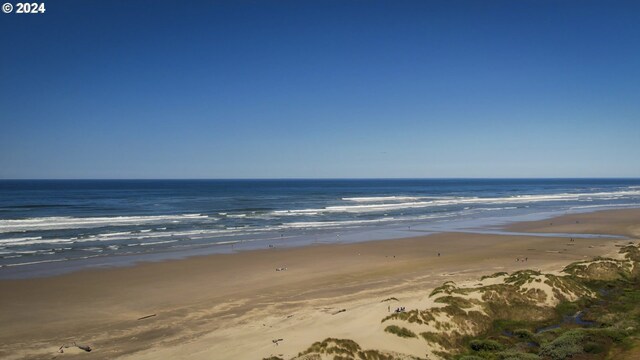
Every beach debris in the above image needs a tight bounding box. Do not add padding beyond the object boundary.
[275,267,287,271]
[137,314,157,320]
[272,338,283,346]
[58,342,92,353]
[76,343,92,352]
[286,314,294,319]
[332,309,346,315]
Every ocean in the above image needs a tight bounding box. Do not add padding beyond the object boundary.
[1,179,639,278]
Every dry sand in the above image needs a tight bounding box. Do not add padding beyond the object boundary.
[1,209,638,359]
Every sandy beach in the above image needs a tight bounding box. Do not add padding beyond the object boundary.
[1,208,639,360]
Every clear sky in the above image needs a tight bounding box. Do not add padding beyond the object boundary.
[1,0,639,179]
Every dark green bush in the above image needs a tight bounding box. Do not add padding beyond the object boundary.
[499,352,541,360]
[538,329,585,359]
[583,341,605,353]
[469,339,504,351]
[513,329,534,340]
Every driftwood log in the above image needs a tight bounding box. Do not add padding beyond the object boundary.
[58,342,92,353]
[137,314,157,320]
[76,344,92,352]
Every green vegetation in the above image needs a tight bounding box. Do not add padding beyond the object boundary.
[297,337,425,360]
[480,272,508,281]
[384,325,418,338]
[289,244,640,360]
[302,338,361,356]
[356,350,397,360]
[512,329,534,341]
[381,297,399,302]
[430,281,463,297]
[449,245,640,360]
[382,309,435,324]
[469,339,504,351]
[538,329,585,359]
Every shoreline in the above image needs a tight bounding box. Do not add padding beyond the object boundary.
[1,208,639,359]
[2,205,638,280]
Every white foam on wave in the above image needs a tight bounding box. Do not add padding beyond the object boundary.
[279,217,400,229]
[100,231,133,238]
[276,212,456,230]
[0,214,211,233]
[134,233,175,240]
[3,258,68,267]
[213,240,241,245]
[342,196,429,202]
[569,203,640,210]
[0,236,42,244]
[271,190,640,215]
[471,206,519,212]
[0,226,272,248]
[0,237,73,247]
[1,231,168,247]
[139,240,178,246]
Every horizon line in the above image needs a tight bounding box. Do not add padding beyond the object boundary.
[1,177,640,181]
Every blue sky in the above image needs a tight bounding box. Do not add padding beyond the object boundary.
[1,0,639,179]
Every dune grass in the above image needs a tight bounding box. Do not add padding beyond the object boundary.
[384,325,418,338]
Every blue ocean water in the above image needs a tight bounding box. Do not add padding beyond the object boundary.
[1,179,639,277]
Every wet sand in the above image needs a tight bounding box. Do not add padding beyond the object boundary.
[0,209,638,359]
[506,208,640,238]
